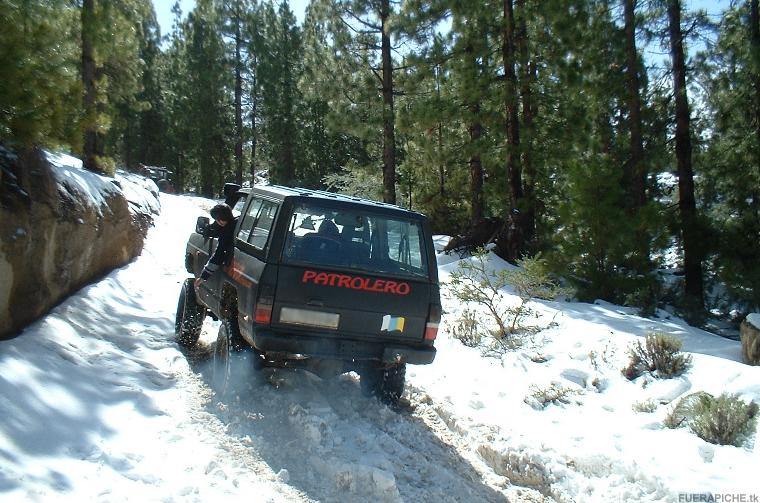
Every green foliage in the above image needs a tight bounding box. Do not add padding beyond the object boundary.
[622,332,693,380]
[688,393,758,446]
[323,162,383,201]
[0,1,80,148]
[698,1,760,313]
[448,248,562,341]
[665,392,758,447]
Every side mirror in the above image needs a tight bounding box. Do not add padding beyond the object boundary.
[196,216,210,235]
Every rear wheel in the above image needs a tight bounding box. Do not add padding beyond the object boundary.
[175,278,206,347]
[211,320,235,398]
[360,362,406,405]
[211,317,263,398]
[381,362,406,404]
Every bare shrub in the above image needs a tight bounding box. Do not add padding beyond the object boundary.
[622,332,692,380]
[449,309,484,347]
[526,383,582,409]
[632,399,658,413]
[448,249,563,346]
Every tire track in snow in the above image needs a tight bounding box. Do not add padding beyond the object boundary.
[183,336,548,503]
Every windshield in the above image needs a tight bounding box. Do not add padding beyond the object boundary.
[282,202,428,279]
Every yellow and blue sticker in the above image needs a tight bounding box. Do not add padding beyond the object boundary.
[381,315,405,333]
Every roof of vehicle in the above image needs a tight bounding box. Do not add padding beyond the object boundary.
[242,184,426,217]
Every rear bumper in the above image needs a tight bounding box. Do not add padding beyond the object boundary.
[252,330,436,365]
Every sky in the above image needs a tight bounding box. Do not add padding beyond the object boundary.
[153,0,729,37]
[153,0,310,36]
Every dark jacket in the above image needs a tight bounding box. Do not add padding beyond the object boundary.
[200,217,238,280]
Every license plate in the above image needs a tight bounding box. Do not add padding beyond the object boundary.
[279,307,340,329]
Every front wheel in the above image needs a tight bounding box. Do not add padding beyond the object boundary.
[175,278,206,347]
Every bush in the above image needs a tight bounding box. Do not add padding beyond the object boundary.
[448,249,562,341]
[665,392,758,446]
[525,383,582,409]
[449,309,484,347]
[689,393,758,446]
[622,332,692,380]
[632,399,658,413]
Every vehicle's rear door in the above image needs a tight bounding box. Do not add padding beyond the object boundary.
[270,200,432,343]
[231,194,280,341]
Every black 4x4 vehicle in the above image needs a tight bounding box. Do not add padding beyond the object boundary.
[176,184,441,403]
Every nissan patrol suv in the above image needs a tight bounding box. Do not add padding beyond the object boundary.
[175,184,440,403]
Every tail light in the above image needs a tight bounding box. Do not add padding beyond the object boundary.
[424,304,441,341]
[254,284,274,325]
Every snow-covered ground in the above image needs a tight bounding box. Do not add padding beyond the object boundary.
[1,190,759,502]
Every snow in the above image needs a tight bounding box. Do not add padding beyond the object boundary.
[747,313,760,330]
[45,151,160,219]
[1,193,759,502]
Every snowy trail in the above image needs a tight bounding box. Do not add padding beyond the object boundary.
[0,194,530,502]
[0,195,313,502]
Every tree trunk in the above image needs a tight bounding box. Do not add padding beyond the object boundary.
[436,63,445,198]
[624,0,645,210]
[667,0,704,311]
[500,0,526,261]
[623,0,650,267]
[463,41,484,225]
[751,0,760,187]
[234,4,244,186]
[250,57,258,182]
[81,0,101,173]
[380,0,396,204]
[469,113,484,226]
[516,0,535,246]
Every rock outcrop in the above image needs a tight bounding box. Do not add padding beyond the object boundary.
[740,314,760,366]
[0,147,159,338]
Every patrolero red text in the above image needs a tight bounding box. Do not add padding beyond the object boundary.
[302,270,411,296]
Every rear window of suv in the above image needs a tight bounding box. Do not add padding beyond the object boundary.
[282,202,429,279]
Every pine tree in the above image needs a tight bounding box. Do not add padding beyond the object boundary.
[258,1,302,185]
[186,0,233,196]
[700,0,760,312]
[221,0,251,186]
[667,0,705,317]
[0,1,79,149]
[308,0,407,203]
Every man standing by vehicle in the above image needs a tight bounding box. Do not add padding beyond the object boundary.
[195,203,237,289]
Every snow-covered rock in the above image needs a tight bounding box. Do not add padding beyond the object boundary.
[740,314,760,365]
[0,147,159,337]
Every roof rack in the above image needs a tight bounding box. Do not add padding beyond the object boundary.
[259,184,420,214]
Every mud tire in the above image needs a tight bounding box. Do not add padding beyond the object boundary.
[175,278,206,347]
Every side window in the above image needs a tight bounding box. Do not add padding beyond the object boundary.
[231,195,247,217]
[249,201,278,250]
[387,220,425,270]
[237,198,263,243]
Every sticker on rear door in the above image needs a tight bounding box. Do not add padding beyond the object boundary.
[381,315,405,332]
